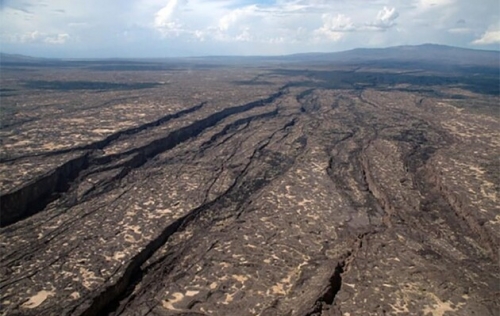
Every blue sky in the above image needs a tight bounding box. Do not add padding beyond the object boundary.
[1,0,499,58]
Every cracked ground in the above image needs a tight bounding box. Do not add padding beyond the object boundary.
[0,57,499,316]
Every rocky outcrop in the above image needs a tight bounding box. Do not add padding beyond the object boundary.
[0,153,88,226]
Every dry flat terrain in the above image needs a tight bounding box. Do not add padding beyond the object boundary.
[0,45,499,315]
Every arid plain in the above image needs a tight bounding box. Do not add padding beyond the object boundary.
[0,45,499,315]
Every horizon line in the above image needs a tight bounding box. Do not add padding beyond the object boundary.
[1,43,499,61]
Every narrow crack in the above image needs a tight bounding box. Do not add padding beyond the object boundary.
[1,88,285,227]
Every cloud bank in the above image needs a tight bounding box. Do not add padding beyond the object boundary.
[0,0,498,57]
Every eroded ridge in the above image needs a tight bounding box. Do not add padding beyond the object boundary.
[0,61,498,316]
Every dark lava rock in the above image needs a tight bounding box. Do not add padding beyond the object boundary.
[1,60,498,316]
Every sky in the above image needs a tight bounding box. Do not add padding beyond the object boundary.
[0,0,499,58]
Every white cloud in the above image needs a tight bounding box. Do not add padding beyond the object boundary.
[323,13,355,32]
[154,0,177,27]
[21,30,41,43]
[0,30,70,44]
[417,0,455,11]
[473,28,500,45]
[366,7,399,30]
[44,33,69,44]
[315,14,355,41]
[0,0,499,57]
[315,7,400,41]
[235,27,252,42]
[154,0,183,36]
[378,7,399,23]
[218,5,258,31]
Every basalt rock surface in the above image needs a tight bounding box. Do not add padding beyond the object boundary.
[0,57,499,316]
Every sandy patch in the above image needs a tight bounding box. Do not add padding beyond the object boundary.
[42,142,68,150]
[80,267,102,289]
[185,290,199,297]
[232,275,248,283]
[21,290,54,309]
[423,296,463,316]
[162,292,184,310]
[92,128,115,134]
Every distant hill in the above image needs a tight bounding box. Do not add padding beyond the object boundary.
[0,52,54,63]
[284,44,500,67]
[1,44,499,69]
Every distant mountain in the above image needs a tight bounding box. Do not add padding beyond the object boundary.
[0,52,54,63]
[1,44,499,68]
[284,44,500,67]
